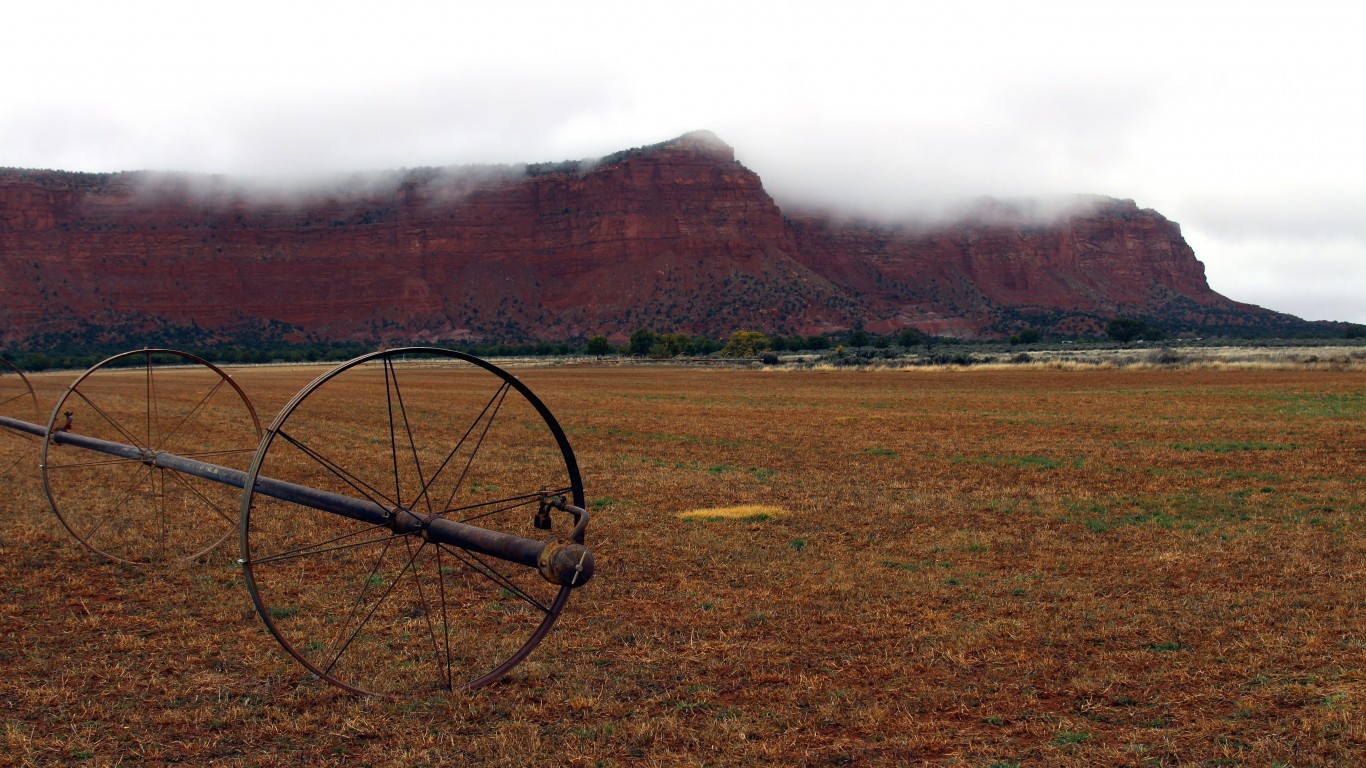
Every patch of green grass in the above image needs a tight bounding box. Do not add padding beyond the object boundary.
[1216,470,1284,482]
[1066,485,1319,533]
[1062,498,1180,533]
[953,454,1081,470]
[619,456,775,482]
[880,559,953,573]
[1320,693,1347,709]
[1171,440,1292,453]
[863,447,896,456]
[1053,730,1091,746]
[1268,391,1364,419]
[568,425,749,447]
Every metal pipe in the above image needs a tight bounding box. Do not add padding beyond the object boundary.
[1,414,593,585]
[0,415,47,439]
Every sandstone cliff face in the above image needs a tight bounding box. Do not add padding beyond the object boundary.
[0,132,1288,347]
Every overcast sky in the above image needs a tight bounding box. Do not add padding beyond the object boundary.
[4,1,1362,323]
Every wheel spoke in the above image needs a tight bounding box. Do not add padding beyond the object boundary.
[324,535,423,677]
[384,356,434,515]
[0,429,37,447]
[173,447,257,462]
[0,390,33,409]
[446,486,574,526]
[276,428,397,510]
[384,357,405,507]
[320,534,402,671]
[250,520,394,566]
[437,542,551,614]
[46,449,253,472]
[435,544,453,690]
[153,378,229,453]
[46,454,163,471]
[70,388,148,451]
[402,536,451,689]
[416,381,510,518]
[2,454,28,476]
[145,351,160,448]
[156,469,168,560]
[162,466,238,528]
[78,463,155,547]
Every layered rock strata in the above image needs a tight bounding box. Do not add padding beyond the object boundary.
[0,131,1290,346]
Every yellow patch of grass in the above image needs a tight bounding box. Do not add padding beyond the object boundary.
[677,505,786,521]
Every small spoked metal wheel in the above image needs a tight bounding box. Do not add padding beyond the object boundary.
[40,349,262,564]
[0,357,39,479]
[239,348,585,697]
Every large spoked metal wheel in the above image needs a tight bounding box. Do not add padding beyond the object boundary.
[41,350,262,564]
[239,348,585,697]
[0,357,39,479]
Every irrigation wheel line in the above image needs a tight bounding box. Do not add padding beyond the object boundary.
[40,349,262,565]
[0,357,40,479]
[239,347,587,697]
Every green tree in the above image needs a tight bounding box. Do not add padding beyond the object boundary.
[1106,318,1147,342]
[691,334,722,354]
[1009,327,1042,345]
[1139,325,1166,342]
[847,329,870,347]
[648,333,694,358]
[720,330,772,358]
[585,335,611,355]
[627,329,655,356]
[896,328,925,347]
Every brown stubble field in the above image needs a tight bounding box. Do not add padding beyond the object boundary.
[1,363,1363,767]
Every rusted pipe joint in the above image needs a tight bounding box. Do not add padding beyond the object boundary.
[538,539,595,587]
[389,507,424,535]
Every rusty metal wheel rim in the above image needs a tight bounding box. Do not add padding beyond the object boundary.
[40,349,262,564]
[0,357,40,479]
[239,348,584,697]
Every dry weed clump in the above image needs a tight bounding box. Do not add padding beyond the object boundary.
[1,364,1362,766]
[677,505,787,521]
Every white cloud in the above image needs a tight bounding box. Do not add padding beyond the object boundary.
[3,0,1364,323]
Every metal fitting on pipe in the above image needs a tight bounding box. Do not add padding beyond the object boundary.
[538,539,595,587]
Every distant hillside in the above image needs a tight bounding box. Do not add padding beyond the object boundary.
[0,131,1318,349]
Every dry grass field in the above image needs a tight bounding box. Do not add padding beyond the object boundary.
[1,361,1363,766]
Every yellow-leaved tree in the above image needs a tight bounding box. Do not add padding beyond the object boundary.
[719,330,772,358]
